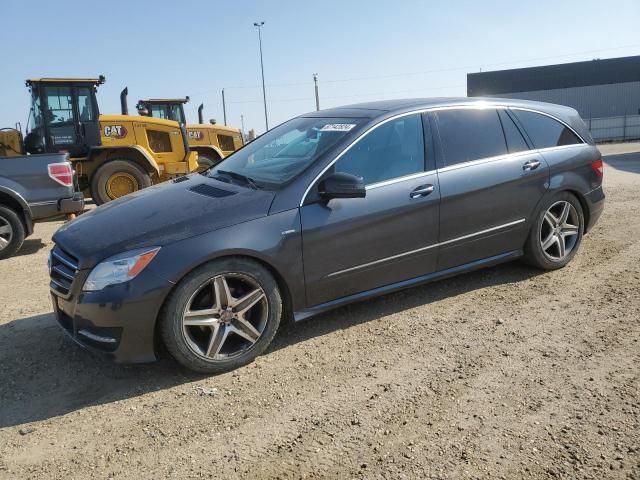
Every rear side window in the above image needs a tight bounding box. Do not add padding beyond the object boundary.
[512,110,582,149]
[435,109,507,166]
[498,110,529,154]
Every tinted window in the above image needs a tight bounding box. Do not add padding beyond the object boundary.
[498,110,529,153]
[435,109,507,166]
[218,134,235,151]
[512,110,582,149]
[335,114,424,185]
[78,88,95,122]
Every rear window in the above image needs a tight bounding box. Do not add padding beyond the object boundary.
[217,134,235,151]
[435,109,507,166]
[512,110,582,149]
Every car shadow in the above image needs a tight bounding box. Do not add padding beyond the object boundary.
[603,151,640,174]
[13,239,48,258]
[0,261,541,428]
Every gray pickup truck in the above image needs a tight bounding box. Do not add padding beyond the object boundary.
[0,153,84,259]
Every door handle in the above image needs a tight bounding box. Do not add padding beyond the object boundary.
[523,160,541,171]
[410,184,434,198]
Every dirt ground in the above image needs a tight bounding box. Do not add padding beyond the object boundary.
[0,145,639,480]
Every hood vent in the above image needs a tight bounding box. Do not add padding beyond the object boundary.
[173,175,189,184]
[188,183,236,198]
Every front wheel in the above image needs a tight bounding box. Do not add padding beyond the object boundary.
[160,257,282,373]
[90,159,152,205]
[523,192,584,270]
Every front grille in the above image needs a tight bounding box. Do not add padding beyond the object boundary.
[50,246,79,298]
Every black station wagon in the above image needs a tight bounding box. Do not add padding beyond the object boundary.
[49,98,605,372]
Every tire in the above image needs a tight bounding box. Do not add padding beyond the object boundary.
[0,205,25,260]
[160,257,282,374]
[90,159,152,205]
[523,191,584,270]
[196,153,221,172]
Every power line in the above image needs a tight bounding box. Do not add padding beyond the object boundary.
[195,43,640,95]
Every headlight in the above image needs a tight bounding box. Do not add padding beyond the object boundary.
[83,247,160,291]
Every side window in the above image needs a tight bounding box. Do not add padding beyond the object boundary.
[77,88,95,122]
[150,105,168,120]
[435,109,507,166]
[511,110,582,149]
[44,86,74,125]
[218,134,236,151]
[498,110,529,153]
[335,114,424,185]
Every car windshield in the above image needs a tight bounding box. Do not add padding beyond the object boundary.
[207,117,363,188]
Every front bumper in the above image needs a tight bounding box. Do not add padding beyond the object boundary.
[51,264,174,364]
[584,185,605,233]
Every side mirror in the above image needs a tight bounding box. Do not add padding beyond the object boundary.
[318,172,366,200]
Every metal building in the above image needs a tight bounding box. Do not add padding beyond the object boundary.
[467,56,640,142]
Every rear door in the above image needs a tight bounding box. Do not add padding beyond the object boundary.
[432,107,548,270]
[300,113,441,307]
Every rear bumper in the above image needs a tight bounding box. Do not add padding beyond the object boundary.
[30,192,84,221]
[584,185,605,233]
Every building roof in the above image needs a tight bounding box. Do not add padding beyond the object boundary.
[467,55,640,96]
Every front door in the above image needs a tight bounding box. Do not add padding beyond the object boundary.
[301,113,441,307]
[42,84,99,157]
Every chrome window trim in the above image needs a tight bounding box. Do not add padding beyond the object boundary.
[366,169,437,190]
[299,103,586,207]
[326,218,526,278]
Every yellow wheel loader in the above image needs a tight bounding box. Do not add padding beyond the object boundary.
[3,76,199,205]
[134,97,243,170]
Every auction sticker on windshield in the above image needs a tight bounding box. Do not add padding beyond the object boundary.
[320,123,357,132]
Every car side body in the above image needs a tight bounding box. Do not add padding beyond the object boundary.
[49,97,604,364]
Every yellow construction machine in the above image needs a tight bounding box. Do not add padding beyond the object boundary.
[1,76,199,204]
[134,97,243,168]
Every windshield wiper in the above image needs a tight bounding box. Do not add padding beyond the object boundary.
[214,170,261,190]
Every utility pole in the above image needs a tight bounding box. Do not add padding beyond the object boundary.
[222,88,227,125]
[253,21,269,131]
[240,114,245,134]
[313,73,320,111]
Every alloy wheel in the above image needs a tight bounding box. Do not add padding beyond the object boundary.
[540,200,580,261]
[181,273,268,360]
[0,217,13,252]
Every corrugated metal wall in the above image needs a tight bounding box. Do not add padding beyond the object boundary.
[489,81,640,119]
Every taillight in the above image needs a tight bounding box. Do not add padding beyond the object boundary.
[591,158,604,178]
[48,162,74,187]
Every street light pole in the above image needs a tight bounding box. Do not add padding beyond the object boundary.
[313,73,320,111]
[253,21,269,131]
[222,88,227,126]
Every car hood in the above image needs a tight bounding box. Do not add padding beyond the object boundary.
[53,175,275,268]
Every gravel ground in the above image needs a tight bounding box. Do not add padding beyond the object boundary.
[0,146,639,479]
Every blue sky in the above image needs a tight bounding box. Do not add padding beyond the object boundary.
[2,0,639,134]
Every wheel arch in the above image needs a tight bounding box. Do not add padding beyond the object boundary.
[0,188,32,235]
[88,146,160,177]
[191,146,224,163]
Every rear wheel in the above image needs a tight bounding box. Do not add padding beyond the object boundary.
[523,192,584,270]
[196,153,221,172]
[160,257,282,374]
[0,205,25,260]
[90,159,152,205]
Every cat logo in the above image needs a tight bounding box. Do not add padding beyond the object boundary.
[188,130,204,140]
[103,125,128,138]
